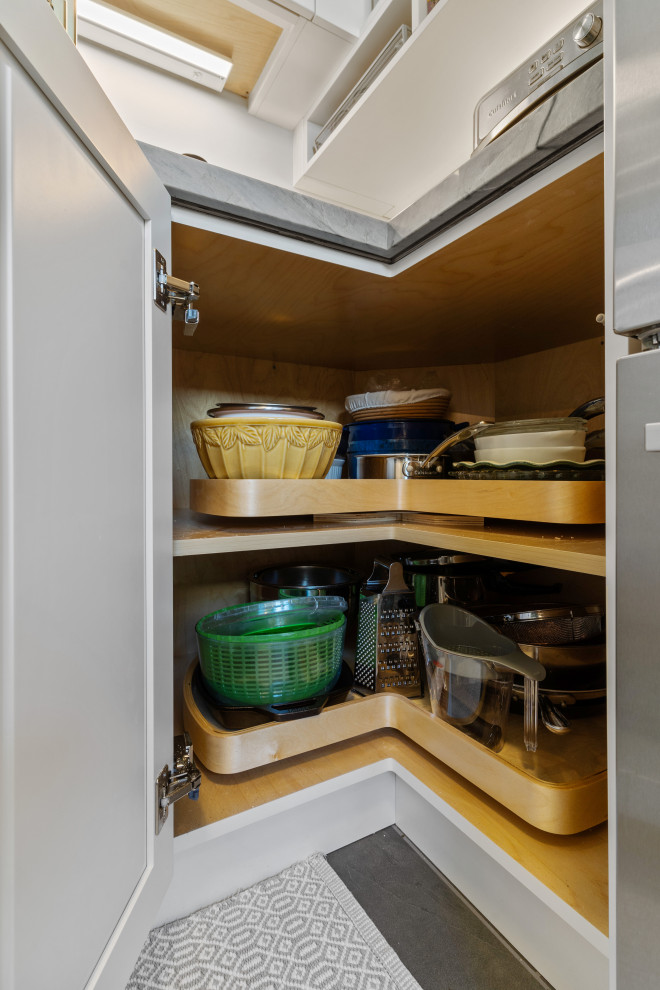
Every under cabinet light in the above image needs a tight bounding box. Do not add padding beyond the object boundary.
[77,0,233,94]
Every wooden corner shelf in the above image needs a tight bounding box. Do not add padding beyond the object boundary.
[183,662,607,837]
[190,478,605,525]
[173,508,605,574]
[174,730,609,937]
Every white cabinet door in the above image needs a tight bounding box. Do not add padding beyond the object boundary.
[0,2,173,988]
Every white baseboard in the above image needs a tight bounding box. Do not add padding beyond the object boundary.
[156,758,609,990]
[155,764,396,926]
[393,771,609,990]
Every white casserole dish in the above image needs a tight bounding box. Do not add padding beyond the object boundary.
[474,445,586,464]
[473,417,588,451]
[475,429,587,450]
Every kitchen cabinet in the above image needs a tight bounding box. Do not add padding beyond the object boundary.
[166,148,608,990]
[0,2,174,988]
[294,0,589,216]
[0,3,613,990]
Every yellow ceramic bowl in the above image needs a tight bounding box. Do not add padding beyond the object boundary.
[190,416,342,480]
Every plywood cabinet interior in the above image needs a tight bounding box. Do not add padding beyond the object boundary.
[171,146,606,724]
[171,148,606,672]
[168,150,608,936]
[172,154,604,368]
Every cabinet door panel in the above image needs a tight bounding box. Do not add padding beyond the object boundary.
[0,2,173,988]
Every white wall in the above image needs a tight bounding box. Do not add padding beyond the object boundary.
[78,41,295,188]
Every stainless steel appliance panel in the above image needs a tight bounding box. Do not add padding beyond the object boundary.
[474,1,603,151]
[613,0,660,340]
[616,349,660,988]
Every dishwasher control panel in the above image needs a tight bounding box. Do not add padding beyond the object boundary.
[473,1,603,152]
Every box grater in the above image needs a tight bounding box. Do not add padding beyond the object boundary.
[354,560,422,697]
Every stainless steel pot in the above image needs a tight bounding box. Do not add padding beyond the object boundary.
[475,602,605,646]
[399,556,563,610]
[400,553,491,608]
[479,603,607,734]
[516,639,606,692]
[349,424,485,478]
[509,639,606,734]
[511,682,606,734]
[349,453,430,479]
[509,637,606,731]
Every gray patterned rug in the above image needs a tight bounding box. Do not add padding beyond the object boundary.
[127,853,423,990]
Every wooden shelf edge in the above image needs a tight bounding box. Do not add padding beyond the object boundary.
[397,522,606,576]
[190,478,605,526]
[174,730,609,936]
[183,664,607,836]
[172,510,401,557]
[173,509,606,575]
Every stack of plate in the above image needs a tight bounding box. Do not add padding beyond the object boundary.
[345,387,451,422]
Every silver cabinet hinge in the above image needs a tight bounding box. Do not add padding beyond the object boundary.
[153,249,200,335]
[156,732,202,834]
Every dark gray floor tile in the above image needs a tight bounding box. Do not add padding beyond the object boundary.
[328,827,552,990]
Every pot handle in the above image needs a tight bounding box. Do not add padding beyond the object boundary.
[363,557,394,585]
[362,557,414,595]
[419,422,490,469]
[568,396,605,420]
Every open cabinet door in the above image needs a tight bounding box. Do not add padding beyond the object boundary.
[0,2,173,988]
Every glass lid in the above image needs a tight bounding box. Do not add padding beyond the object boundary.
[206,402,324,420]
[478,417,587,437]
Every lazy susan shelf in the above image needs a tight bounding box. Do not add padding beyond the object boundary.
[173,508,606,575]
[190,478,605,526]
[183,663,607,836]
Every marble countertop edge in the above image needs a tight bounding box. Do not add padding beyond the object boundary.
[139,62,603,265]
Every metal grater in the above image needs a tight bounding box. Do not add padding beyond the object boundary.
[354,560,422,697]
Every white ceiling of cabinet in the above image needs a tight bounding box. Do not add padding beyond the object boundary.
[171,154,604,369]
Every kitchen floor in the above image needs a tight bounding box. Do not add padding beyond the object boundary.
[327,827,553,990]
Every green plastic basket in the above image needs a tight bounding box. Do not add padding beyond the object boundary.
[195,596,347,706]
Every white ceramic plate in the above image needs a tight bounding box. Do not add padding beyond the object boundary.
[345,387,450,414]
